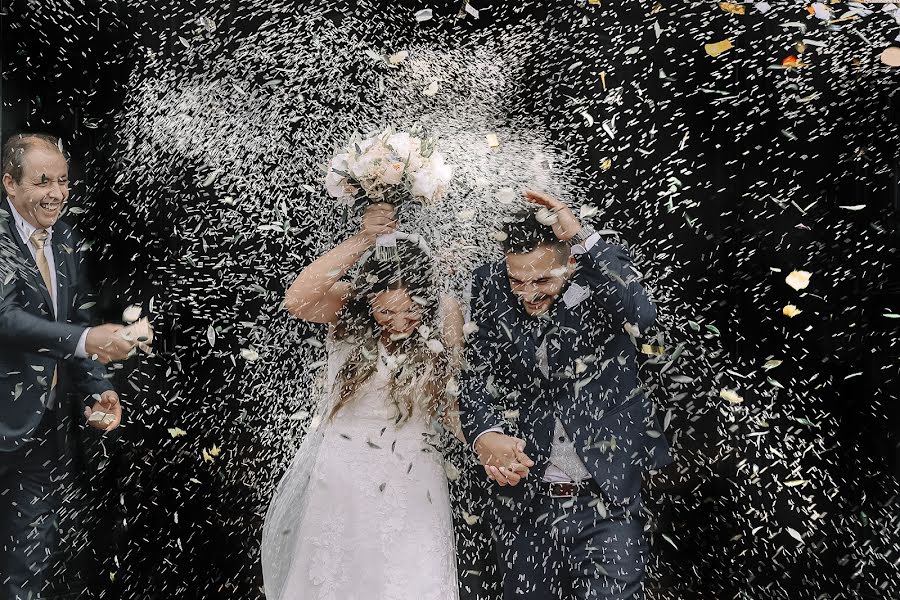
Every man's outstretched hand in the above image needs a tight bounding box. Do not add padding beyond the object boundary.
[84,390,122,432]
[85,324,136,364]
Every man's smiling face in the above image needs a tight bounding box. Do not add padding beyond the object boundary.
[505,244,574,317]
[3,144,69,230]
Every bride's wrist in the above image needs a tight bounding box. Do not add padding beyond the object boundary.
[350,231,376,248]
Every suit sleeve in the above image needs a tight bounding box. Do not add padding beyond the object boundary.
[0,267,87,360]
[458,270,505,446]
[67,236,114,397]
[575,237,656,332]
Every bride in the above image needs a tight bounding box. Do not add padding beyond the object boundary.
[261,201,464,600]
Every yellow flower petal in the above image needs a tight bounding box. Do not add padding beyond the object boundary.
[422,81,439,97]
[388,50,409,65]
[122,305,142,323]
[240,348,260,361]
[705,39,733,57]
[783,304,802,317]
[719,2,745,14]
[784,270,811,291]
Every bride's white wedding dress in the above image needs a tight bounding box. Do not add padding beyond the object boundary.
[262,335,459,600]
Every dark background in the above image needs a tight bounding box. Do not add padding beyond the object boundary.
[3,0,899,598]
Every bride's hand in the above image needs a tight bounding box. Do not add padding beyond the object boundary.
[359,203,398,244]
[474,432,534,487]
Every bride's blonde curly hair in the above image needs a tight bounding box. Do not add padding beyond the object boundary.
[330,239,454,424]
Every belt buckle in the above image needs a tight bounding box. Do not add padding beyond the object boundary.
[549,482,576,498]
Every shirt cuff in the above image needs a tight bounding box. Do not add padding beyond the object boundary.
[75,327,91,359]
[472,426,505,453]
[570,232,602,256]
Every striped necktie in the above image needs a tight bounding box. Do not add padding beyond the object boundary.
[29,229,58,392]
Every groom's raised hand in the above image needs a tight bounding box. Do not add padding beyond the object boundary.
[524,189,582,242]
[474,432,535,487]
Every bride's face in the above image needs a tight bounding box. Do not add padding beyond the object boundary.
[370,288,423,339]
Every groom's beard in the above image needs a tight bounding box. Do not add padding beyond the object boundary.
[521,293,555,316]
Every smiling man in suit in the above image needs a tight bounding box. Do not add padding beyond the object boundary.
[0,133,136,599]
[459,190,672,599]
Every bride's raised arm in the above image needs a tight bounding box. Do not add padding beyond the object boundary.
[284,203,396,324]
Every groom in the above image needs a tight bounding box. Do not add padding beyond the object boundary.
[459,190,671,599]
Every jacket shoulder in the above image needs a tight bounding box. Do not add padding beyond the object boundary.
[473,260,505,285]
[53,219,78,241]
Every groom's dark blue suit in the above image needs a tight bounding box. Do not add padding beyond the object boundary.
[460,236,671,599]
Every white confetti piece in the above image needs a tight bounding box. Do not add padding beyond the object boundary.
[786,527,804,544]
[388,50,409,65]
[720,388,744,404]
[422,80,439,96]
[122,305,142,323]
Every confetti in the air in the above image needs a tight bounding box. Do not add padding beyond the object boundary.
[6,0,898,598]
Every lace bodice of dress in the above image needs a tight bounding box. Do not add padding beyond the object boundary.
[323,336,436,429]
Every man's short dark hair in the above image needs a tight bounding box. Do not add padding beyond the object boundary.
[500,207,569,255]
[2,133,62,184]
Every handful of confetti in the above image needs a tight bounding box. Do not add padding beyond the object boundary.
[118,317,154,354]
[87,410,117,427]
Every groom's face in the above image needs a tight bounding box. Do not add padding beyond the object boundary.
[506,245,574,317]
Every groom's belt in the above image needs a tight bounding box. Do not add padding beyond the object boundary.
[544,480,596,499]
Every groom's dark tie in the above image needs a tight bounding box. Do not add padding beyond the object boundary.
[531,308,560,380]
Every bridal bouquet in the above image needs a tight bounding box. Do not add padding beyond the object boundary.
[324,126,452,209]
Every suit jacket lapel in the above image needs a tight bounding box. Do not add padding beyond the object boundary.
[3,211,55,312]
[50,228,67,322]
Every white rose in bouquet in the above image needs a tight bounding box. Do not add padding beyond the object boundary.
[346,137,384,180]
[410,150,452,202]
[324,152,358,203]
[387,132,424,172]
[378,161,406,186]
